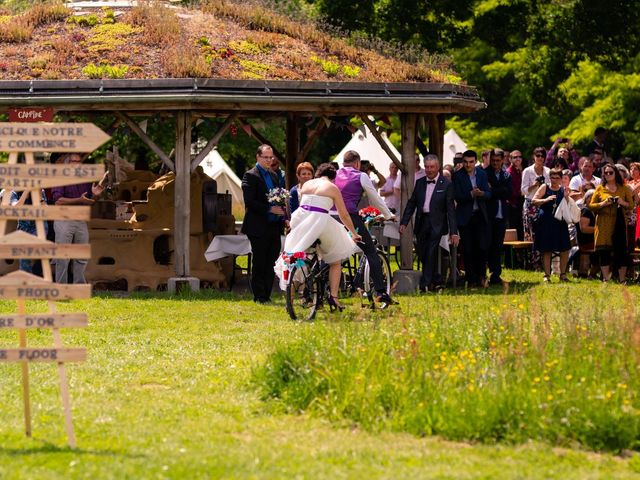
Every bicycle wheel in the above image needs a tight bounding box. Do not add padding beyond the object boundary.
[363,251,392,296]
[285,264,320,321]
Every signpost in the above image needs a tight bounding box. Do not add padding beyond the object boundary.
[0,119,109,448]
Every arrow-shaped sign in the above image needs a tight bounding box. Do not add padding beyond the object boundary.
[0,122,110,152]
[0,163,105,190]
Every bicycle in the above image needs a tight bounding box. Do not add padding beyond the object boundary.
[341,228,392,308]
[284,219,393,321]
[284,243,330,321]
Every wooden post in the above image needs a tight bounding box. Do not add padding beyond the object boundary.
[17,299,31,438]
[428,113,445,163]
[399,114,418,270]
[174,111,192,277]
[285,113,299,189]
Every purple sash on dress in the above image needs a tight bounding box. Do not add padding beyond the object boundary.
[300,205,328,214]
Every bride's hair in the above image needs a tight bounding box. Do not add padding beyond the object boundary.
[315,163,337,180]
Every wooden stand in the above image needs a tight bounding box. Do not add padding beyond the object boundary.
[0,122,109,448]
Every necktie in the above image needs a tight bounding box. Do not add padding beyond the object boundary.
[426,180,436,184]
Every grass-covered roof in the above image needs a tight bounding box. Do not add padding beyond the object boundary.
[0,1,463,84]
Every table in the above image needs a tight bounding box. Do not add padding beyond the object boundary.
[205,234,252,289]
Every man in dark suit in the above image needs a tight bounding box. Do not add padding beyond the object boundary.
[484,148,513,285]
[241,144,285,303]
[399,154,459,292]
[453,150,492,287]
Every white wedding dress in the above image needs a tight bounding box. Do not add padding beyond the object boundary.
[274,194,361,290]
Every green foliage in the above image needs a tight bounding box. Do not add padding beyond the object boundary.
[256,283,640,452]
[229,39,271,55]
[67,13,100,27]
[239,59,271,78]
[341,64,360,78]
[82,62,128,79]
[559,59,640,155]
[306,0,640,157]
[87,22,143,53]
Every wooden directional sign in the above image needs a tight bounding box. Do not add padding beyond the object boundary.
[0,313,87,329]
[0,123,110,153]
[0,164,105,190]
[0,348,86,363]
[0,231,91,259]
[0,271,91,300]
[0,205,90,221]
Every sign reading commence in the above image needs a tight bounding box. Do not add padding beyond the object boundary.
[0,123,110,152]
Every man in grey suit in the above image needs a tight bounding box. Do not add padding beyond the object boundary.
[399,154,459,292]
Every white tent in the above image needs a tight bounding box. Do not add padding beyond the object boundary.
[199,148,244,205]
[443,128,467,166]
[333,125,401,180]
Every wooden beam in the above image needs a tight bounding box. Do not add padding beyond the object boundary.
[174,111,192,277]
[297,118,326,164]
[285,113,299,189]
[190,112,239,172]
[118,113,175,171]
[399,114,418,270]
[359,115,405,174]
[238,119,286,164]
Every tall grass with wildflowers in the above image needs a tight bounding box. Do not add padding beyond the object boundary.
[255,285,640,452]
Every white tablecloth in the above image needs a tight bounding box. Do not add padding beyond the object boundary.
[205,235,251,262]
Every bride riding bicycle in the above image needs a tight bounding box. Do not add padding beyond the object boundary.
[275,163,361,311]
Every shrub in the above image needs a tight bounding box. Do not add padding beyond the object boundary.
[0,17,32,42]
[23,2,70,26]
[128,0,181,46]
[255,289,640,452]
[161,42,210,78]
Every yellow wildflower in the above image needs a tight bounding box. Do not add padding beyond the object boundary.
[565,374,573,381]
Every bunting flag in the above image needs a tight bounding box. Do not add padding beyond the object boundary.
[241,123,253,137]
[323,117,331,128]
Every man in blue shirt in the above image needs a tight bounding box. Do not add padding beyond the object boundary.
[241,145,286,303]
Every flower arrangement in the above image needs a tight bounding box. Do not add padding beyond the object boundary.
[358,206,382,224]
[267,187,290,206]
[280,251,306,280]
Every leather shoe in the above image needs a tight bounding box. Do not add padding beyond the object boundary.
[376,292,396,305]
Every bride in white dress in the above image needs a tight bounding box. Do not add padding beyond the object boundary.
[275,163,362,308]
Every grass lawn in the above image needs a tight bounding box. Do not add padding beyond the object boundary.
[0,269,639,479]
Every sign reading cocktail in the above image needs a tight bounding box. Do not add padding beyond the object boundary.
[0,119,110,449]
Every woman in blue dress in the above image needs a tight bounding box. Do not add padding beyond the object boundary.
[531,168,571,282]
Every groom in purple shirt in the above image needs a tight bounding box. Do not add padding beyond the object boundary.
[335,150,395,305]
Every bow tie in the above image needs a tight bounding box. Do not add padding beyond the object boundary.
[426,180,436,184]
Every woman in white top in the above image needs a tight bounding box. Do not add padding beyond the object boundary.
[521,147,550,242]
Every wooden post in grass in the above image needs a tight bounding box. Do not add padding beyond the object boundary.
[0,120,109,447]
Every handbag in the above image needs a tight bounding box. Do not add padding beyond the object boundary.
[554,197,581,224]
